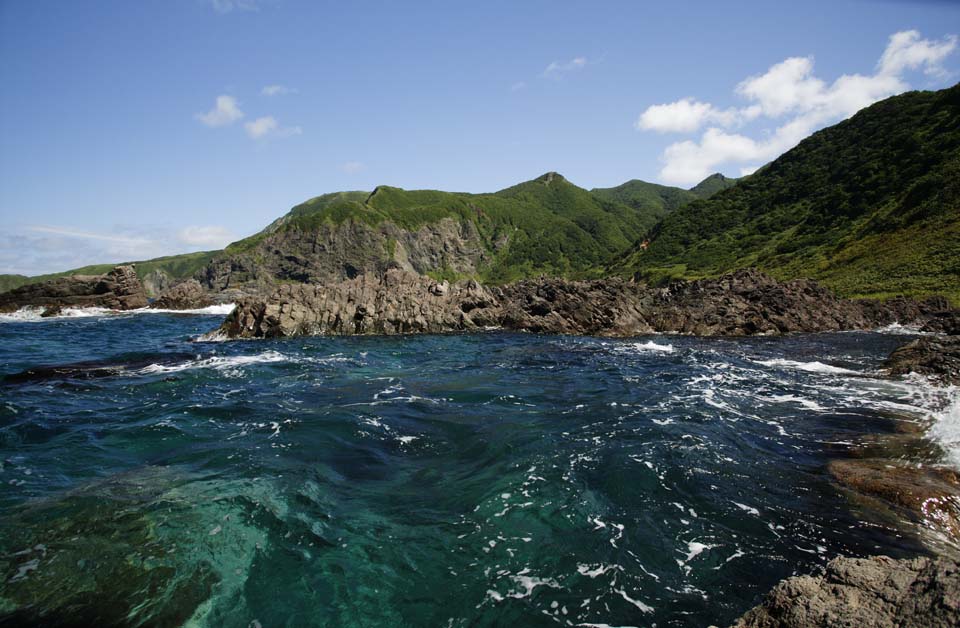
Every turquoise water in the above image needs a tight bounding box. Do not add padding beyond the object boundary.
[0,311,948,627]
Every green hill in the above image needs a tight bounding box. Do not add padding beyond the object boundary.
[689,173,739,198]
[211,171,697,287]
[590,173,736,231]
[626,84,960,302]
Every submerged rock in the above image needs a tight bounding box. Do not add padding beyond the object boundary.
[0,265,148,313]
[729,555,960,628]
[214,268,953,339]
[885,336,960,385]
[150,279,214,310]
[828,458,960,541]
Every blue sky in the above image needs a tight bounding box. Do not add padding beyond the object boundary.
[1,0,958,275]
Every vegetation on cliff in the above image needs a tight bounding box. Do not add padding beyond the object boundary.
[625,85,960,302]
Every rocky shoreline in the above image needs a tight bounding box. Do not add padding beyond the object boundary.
[728,555,960,627]
[214,267,954,340]
[0,265,148,314]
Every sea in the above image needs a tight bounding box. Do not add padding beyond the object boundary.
[0,306,957,627]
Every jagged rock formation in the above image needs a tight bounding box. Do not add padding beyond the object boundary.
[214,268,955,339]
[0,265,148,313]
[729,555,960,628]
[140,269,172,298]
[150,280,215,310]
[885,336,960,385]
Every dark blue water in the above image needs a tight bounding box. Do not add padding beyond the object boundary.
[0,311,950,627]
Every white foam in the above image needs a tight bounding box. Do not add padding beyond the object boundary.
[875,322,928,335]
[630,340,674,353]
[137,351,289,374]
[0,303,235,322]
[928,389,960,469]
[755,358,860,375]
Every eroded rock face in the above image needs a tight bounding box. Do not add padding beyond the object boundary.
[215,268,954,340]
[885,337,960,385]
[0,265,148,312]
[220,270,502,338]
[150,280,214,310]
[729,555,960,628]
[198,218,491,295]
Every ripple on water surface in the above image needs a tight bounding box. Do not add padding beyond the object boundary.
[0,313,955,627]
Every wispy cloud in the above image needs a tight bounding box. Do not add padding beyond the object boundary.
[543,56,587,78]
[244,115,302,139]
[510,81,526,92]
[1,224,240,275]
[261,84,298,96]
[210,0,259,13]
[177,225,236,248]
[636,30,958,185]
[26,225,153,246]
[340,161,365,174]
[195,95,244,127]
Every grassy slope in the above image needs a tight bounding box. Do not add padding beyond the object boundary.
[627,84,960,302]
[226,172,680,283]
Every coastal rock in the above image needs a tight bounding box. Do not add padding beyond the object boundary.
[150,279,214,310]
[220,268,502,338]
[885,336,960,385]
[828,458,960,540]
[729,555,960,628]
[0,265,148,313]
[140,268,172,299]
[215,268,953,340]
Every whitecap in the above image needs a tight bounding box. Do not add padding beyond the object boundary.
[137,351,290,375]
[927,389,960,470]
[755,358,860,375]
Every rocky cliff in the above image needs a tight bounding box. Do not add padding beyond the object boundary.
[0,265,148,313]
[213,268,954,339]
[198,217,492,294]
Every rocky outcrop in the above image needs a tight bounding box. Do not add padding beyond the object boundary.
[150,280,214,310]
[729,555,960,628]
[885,337,960,385]
[198,217,492,295]
[140,269,172,298]
[0,265,148,313]
[220,270,502,338]
[213,268,956,340]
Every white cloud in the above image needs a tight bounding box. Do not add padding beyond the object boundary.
[511,81,526,92]
[341,161,365,174]
[177,225,236,248]
[26,225,152,246]
[636,30,958,185]
[544,56,587,77]
[1,223,242,275]
[244,116,302,139]
[636,98,755,133]
[261,84,298,96]
[196,95,244,127]
[210,0,258,13]
[878,30,958,77]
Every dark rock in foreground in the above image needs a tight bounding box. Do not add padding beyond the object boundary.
[729,555,960,628]
[150,279,215,310]
[0,265,148,313]
[886,336,960,385]
[215,268,954,339]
